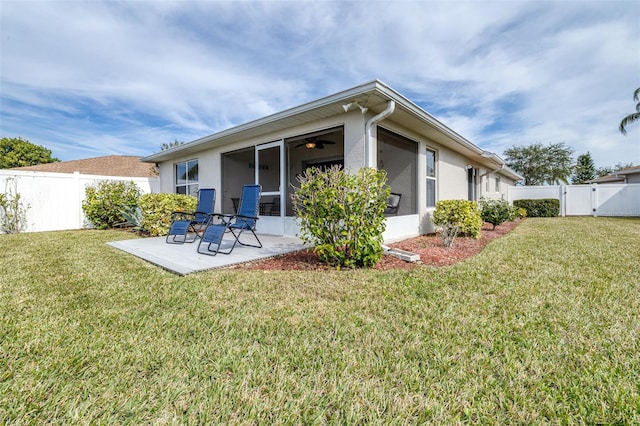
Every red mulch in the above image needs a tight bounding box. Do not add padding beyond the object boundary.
[235,219,524,271]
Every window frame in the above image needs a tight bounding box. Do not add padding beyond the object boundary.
[426,147,437,208]
[495,175,501,193]
[175,159,199,196]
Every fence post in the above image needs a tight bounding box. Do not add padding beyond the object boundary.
[559,184,566,217]
[74,171,83,228]
[591,183,598,217]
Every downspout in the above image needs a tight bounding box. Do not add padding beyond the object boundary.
[365,100,396,168]
[363,100,400,256]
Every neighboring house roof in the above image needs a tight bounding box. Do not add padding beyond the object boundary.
[141,79,523,182]
[12,155,158,177]
[589,165,640,183]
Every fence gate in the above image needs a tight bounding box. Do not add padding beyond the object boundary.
[564,185,593,216]
[508,183,640,217]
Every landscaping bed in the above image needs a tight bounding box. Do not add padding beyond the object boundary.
[239,219,523,270]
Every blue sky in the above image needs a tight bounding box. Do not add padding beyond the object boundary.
[1,0,639,168]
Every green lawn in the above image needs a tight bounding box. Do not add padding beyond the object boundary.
[1,217,639,424]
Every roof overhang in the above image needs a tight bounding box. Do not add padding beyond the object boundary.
[141,80,523,180]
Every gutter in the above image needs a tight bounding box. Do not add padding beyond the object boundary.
[364,100,396,167]
[481,150,523,181]
[479,151,505,177]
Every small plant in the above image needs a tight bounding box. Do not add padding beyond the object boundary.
[0,177,29,234]
[138,193,198,236]
[120,205,146,234]
[478,197,517,230]
[432,199,483,244]
[292,165,390,268]
[82,180,141,229]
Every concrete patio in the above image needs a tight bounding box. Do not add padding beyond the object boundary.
[107,233,309,276]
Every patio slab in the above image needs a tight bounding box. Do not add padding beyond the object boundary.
[107,234,309,275]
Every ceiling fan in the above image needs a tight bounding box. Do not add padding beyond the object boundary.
[295,137,336,149]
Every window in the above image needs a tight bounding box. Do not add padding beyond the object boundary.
[426,148,436,207]
[175,159,198,195]
[495,176,501,192]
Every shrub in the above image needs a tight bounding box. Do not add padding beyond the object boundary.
[478,197,517,230]
[292,165,390,268]
[138,193,198,236]
[82,180,141,229]
[432,200,483,240]
[0,177,29,234]
[516,207,527,219]
[513,198,559,218]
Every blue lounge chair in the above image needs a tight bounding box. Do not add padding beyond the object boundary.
[166,188,216,243]
[197,184,262,255]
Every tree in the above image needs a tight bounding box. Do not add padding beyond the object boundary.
[619,88,640,135]
[504,142,574,186]
[571,152,596,184]
[0,137,59,169]
[596,162,634,178]
[160,140,185,151]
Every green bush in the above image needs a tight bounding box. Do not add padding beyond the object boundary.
[478,197,517,230]
[513,198,559,218]
[516,207,527,219]
[138,193,198,236]
[292,166,390,268]
[432,199,483,239]
[82,180,141,229]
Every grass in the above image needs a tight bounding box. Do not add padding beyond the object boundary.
[1,217,639,424]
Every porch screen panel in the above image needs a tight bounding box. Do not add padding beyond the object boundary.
[377,128,417,215]
[258,146,280,193]
[222,147,255,214]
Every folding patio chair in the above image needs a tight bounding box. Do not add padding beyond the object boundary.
[197,184,262,255]
[166,188,216,244]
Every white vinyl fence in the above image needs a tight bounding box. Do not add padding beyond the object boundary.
[0,170,160,233]
[508,183,640,217]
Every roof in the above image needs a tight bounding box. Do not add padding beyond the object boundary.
[12,155,158,177]
[141,79,523,181]
[589,165,640,183]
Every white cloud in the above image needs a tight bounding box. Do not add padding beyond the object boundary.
[1,0,638,167]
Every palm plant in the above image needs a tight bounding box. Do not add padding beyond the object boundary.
[619,87,640,135]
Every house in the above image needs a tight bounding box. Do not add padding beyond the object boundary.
[13,155,158,177]
[141,80,522,241]
[589,165,640,184]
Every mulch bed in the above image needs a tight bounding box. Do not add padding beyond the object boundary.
[235,219,524,271]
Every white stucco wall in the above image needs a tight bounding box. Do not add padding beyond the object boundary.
[153,111,518,238]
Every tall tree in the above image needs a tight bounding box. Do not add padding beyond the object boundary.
[619,88,640,135]
[571,152,596,184]
[160,140,185,151]
[504,142,574,186]
[0,137,59,169]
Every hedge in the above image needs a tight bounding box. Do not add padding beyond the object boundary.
[513,198,559,218]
